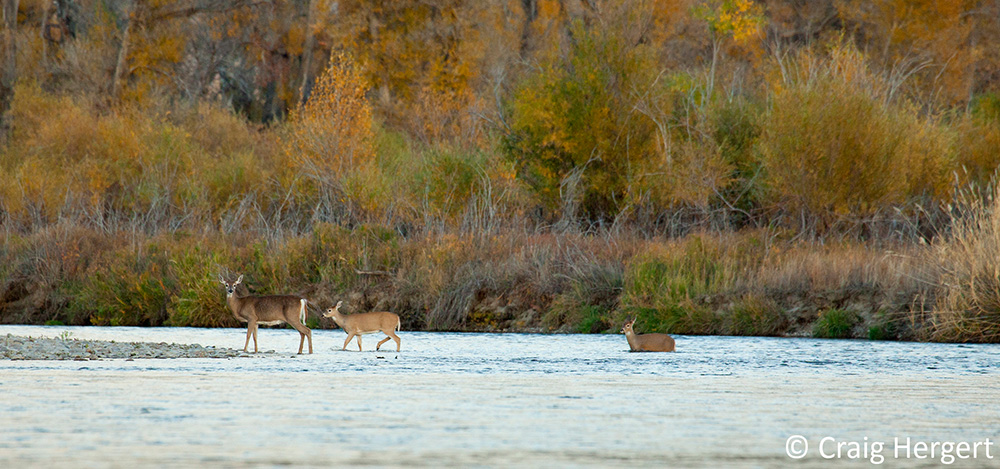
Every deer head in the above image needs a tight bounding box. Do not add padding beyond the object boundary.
[218,274,244,297]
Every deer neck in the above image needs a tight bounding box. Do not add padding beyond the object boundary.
[624,330,639,350]
[226,293,245,315]
[330,311,346,327]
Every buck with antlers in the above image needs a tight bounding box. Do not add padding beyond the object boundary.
[323,300,401,352]
[219,274,313,354]
[621,318,675,352]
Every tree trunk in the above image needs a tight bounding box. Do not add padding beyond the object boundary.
[1,0,19,114]
[40,0,48,70]
[298,0,317,105]
[112,0,140,99]
[111,13,132,97]
[518,0,537,59]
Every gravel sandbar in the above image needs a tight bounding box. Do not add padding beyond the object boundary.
[0,334,252,360]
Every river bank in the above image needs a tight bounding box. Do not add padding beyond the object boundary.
[0,228,968,342]
[1,222,997,347]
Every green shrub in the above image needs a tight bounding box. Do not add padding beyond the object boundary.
[67,250,171,326]
[812,309,860,339]
[712,96,764,219]
[575,306,609,334]
[725,294,786,336]
[413,146,491,218]
[867,310,900,341]
[620,235,751,334]
[166,247,234,327]
[545,262,623,332]
[624,301,719,335]
[504,20,659,217]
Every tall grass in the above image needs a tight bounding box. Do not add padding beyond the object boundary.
[1,205,994,341]
[931,186,1000,342]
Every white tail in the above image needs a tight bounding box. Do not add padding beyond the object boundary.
[621,318,675,352]
[323,300,401,352]
[219,274,313,354]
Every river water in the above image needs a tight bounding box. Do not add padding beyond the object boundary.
[1,325,998,467]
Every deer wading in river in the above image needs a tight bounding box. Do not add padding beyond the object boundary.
[219,274,313,354]
[621,318,675,352]
[323,300,401,352]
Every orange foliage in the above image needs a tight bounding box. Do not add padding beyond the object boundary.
[759,45,952,224]
[285,51,375,192]
[837,0,976,104]
[333,0,504,143]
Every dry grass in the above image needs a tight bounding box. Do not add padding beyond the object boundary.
[0,211,994,341]
[929,186,1000,342]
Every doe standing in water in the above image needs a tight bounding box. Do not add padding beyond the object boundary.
[621,318,675,352]
[219,274,313,354]
[323,300,402,352]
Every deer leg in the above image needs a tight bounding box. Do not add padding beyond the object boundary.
[342,333,354,351]
[251,321,259,353]
[376,335,391,351]
[291,300,312,354]
[387,331,401,352]
[291,322,312,354]
[243,321,255,352]
[356,335,363,351]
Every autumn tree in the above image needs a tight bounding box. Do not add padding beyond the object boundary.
[108,0,264,102]
[505,14,664,220]
[284,51,374,216]
[331,0,521,144]
[693,0,766,95]
[1,0,18,115]
[835,0,977,105]
[758,44,951,231]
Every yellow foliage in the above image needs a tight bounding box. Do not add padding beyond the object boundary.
[953,113,1000,187]
[0,82,275,226]
[285,51,375,196]
[836,0,976,104]
[334,0,501,143]
[695,0,765,45]
[632,139,732,208]
[759,45,952,223]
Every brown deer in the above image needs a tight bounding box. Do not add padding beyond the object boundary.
[621,318,675,352]
[219,274,313,354]
[323,300,401,352]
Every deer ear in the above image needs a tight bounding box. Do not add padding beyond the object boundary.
[335,300,342,308]
[235,274,243,285]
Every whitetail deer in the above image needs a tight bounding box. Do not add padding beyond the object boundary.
[323,300,401,352]
[219,274,313,354]
[621,318,675,352]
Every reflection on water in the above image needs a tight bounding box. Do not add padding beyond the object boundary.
[1,325,998,467]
